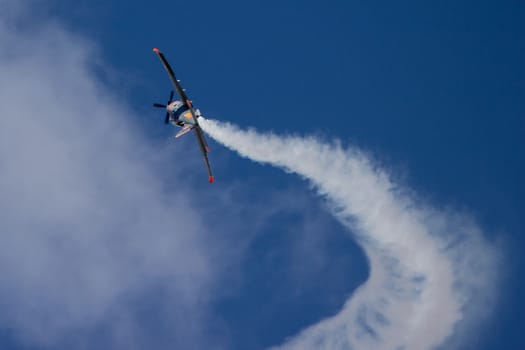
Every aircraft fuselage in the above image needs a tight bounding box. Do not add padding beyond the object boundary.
[167,100,198,127]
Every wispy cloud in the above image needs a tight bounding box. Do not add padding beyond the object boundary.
[199,118,501,350]
[0,2,502,349]
[0,7,341,350]
[0,7,231,350]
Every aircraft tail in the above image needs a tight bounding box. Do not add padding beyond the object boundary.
[175,125,194,138]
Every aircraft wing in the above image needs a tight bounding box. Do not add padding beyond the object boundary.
[194,125,214,183]
[153,48,213,183]
[153,48,190,105]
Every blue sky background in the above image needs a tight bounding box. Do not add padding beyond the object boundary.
[0,0,523,349]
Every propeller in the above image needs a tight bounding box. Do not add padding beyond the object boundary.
[152,91,175,124]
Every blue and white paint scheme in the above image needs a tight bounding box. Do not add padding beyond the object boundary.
[152,48,214,183]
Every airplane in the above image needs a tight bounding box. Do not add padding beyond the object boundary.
[152,48,214,183]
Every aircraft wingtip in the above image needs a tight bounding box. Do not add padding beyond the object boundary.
[208,176,214,184]
[153,47,160,53]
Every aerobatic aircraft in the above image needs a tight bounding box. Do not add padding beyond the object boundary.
[152,48,214,183]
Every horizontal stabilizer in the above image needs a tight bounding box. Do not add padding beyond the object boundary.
[175,125,194,138]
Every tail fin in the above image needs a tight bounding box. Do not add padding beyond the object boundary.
[175,125,194,138]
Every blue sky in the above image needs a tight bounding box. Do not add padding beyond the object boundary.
[0,0,523,349]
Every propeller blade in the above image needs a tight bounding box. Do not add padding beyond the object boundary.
[164,91,174,124]
[153,103,166,108]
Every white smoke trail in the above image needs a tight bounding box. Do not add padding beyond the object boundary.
[199,118,499,350]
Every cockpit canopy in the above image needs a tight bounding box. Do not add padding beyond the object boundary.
[167,100,183,113]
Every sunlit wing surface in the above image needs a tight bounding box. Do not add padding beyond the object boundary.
[153,48,190,105]
[195,119,211,153]
[194,125,214,183]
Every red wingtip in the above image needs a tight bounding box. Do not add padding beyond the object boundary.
[205,146,211,152]
[153,48,160,53]
[208,176,214,184]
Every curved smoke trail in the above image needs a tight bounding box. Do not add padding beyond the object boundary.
[199,118,499,350]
